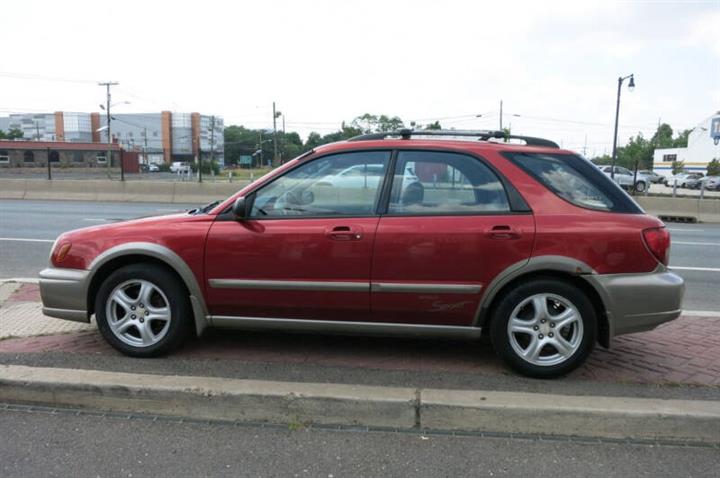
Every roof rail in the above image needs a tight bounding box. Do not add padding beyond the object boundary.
[347,129,560,148]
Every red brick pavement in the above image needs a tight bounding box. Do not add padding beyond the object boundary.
[2,285,720,387]
[4,283,40,304]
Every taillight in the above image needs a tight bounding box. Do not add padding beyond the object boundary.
[642,227,670,266]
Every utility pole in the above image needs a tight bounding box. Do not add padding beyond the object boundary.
[258,131,263,167]
[46,147,52,180]
[98,81,119,180]
[272,102,279,165]
[583,134,588,157]
[143,127,148,168]
[208,115,215,182]
[197,141,202,183]
[499,100,503,130]
[35,121,41,141]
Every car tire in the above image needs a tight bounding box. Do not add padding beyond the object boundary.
[95,263,192,357]
[635,181,646,193]
[489,278,597,379]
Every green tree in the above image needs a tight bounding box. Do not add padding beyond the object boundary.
[591,154,613,165]
[617,133,652,170]
[350,113,404,134]
[673,129,692,148]
[223,125,275,167]
[651,123,674,148]
[425,121,442,130]
[672,160,685,175]
[0,128,23,140]
[707,158,720,176]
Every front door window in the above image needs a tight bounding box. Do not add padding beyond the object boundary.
[251,151,390,218]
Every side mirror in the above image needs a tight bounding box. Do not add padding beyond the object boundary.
[232,197,250,220]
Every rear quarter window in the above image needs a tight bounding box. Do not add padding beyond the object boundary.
[503,152,642,213]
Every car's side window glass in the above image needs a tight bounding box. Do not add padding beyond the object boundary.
[505,152,619,211]
[387,151,510,215]
[250,151,390,218]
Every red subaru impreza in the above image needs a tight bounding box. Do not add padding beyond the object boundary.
[39,130,684,378]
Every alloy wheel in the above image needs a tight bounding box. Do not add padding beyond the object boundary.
[105,279,172,348]
[507,293,584,366]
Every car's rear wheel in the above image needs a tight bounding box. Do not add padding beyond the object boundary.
[635,181,646,193]
[95,263,192,357]
[490,278,597,378]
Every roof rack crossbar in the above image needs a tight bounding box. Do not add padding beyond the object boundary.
[347,129,559,148]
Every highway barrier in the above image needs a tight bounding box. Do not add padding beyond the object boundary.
[0,178,250,205]
[2,179,719,222]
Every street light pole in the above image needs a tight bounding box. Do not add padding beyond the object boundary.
[610,74,635,180]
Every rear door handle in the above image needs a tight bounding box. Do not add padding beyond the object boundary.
[485,225,521,240]
[325,225,363,241]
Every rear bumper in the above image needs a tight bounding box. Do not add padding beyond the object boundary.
[38,267,90,323]
[584,267,684,339]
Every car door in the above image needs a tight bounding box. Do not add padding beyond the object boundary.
[370,150,535,326]
[204,150,391,321]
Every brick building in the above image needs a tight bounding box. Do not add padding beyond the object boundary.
[0,140,123,168]
[0,110,224,166]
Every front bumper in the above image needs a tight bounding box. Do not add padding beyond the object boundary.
[38,267,90,323]
[584,267,684,339]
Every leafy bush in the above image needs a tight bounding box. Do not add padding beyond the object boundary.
[707,158,720,176]
[671,160,685,175]
[190,160,220,175]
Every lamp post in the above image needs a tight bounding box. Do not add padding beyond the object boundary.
[610,74,635,179]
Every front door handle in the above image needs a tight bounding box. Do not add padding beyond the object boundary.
[486,225,521,240]
[325,225,363,241]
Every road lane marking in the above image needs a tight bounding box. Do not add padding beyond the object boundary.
[673,241,720,246]
[668,228,705,232]
[671,266,720,272]
[683,310,720,318]
[0,237,54,243]
[82,218,107,222]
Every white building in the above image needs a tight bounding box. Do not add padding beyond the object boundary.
[653,112,720,177]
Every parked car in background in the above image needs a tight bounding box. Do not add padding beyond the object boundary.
[638,170,664,184]
[687,175,720,190]
[598,166,649,192]
[170,161,191,173]
[663,172,704,188]
[704,176,720,191]
[39,130,684,379]
[147,163,160,173]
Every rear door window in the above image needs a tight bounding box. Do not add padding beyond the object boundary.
[387,150,511,215]
[503,152,642,213]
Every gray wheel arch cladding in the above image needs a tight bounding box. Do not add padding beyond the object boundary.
[474,256,609,345]
[87,242,209,336]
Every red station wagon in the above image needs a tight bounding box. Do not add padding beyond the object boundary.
[39,130,684,378]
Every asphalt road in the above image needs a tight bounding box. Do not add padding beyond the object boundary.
[1,407,718,478]
[1,199,719,311]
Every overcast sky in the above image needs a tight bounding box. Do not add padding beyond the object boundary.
[1,0,718,156]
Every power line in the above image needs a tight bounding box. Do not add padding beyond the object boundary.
[0,71,99,84]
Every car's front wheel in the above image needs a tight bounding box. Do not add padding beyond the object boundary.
[95,263,192,357]
[490,278,597,378]
[635,181,646,193]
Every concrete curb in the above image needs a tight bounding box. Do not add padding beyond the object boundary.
[1,365,718,444]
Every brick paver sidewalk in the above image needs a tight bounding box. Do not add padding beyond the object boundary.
[0,283,93,339]
[1,282,719,387]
